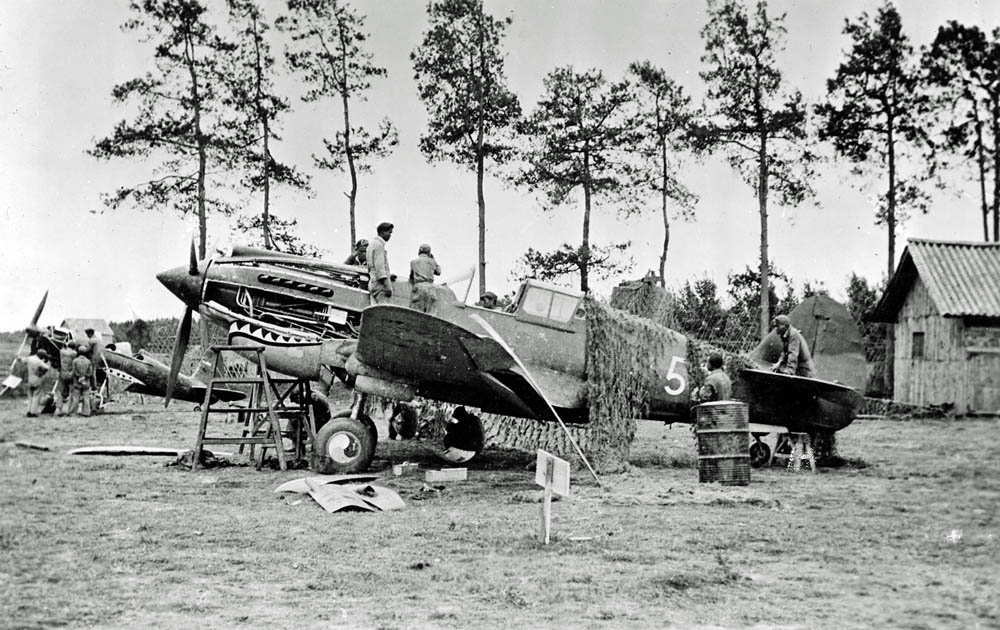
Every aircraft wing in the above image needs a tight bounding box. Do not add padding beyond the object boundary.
[354,305,564,422]
[737,368,865,432]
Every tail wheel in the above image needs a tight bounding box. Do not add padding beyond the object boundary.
[313,416,376,474]
[749,441,771,468]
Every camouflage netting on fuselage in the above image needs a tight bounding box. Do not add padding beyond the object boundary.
[479,297,688,473]
[609,277,676,330]
[582,297,679,472]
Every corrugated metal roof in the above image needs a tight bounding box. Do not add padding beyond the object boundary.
[905,239,1000,317]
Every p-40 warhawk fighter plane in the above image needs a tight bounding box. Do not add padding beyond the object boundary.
[157,245,865,474]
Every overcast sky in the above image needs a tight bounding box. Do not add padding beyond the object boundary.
[1,0,998,332]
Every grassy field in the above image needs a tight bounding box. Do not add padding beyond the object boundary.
[1,396,997,630]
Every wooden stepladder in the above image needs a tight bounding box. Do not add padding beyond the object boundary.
[191,345,286,471]
[239,375,316,467]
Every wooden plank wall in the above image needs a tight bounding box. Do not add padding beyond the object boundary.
[966,325,1000,412]
[894,278,1000,413]
[894,278,968,409]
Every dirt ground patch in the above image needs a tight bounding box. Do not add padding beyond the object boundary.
[1,396,997,630]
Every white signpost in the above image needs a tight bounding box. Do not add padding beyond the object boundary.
[535,449,570,544]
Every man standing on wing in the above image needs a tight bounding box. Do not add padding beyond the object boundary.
[366,222,394,305]
[408,243,441,313]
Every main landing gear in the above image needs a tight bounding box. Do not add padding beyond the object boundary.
[312,395,377,474]
[310,392,488,473]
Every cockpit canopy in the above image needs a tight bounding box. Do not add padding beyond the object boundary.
[512,280,586,330]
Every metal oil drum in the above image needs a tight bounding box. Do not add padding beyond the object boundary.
[695,401,750,486]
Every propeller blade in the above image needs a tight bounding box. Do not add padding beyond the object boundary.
[189,239,199,275]
[30,291,48,327]
[13,291,50,364]
[164,307,193,408]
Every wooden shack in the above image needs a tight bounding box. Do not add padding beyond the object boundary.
[871,239,1000,415]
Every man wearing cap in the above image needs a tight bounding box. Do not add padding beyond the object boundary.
[772,314,815,378]
[476,291,499,310]
[26,325,61,371]
[68,343,94,417]
[366,222,394,304]
[694,352,732,402]
[409,243,441,312]
[25,349,52,417]
[344,239,369,266]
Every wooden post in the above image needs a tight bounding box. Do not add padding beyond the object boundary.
[539,458,554,544]
[535,450,570,545]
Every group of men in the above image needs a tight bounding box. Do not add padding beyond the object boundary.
[345,221,508,314]
[353,221,439,312]
[22,326,105,417]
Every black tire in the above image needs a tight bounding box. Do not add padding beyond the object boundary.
[332,409,377,444]
[749,441,771,468]
[313,416,376,474]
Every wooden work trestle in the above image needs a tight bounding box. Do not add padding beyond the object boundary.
[191,345,314,472]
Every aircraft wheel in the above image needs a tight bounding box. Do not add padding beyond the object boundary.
[332,409,377,444]
[749,441,771,468]
[313,416,376,473]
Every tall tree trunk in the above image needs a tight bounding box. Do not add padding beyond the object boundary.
[659,129,669,288]
[338,23,358,248]
[262,123,272,250]
[972,99,989,242]
[885,117,897,397]
[250,9,272,251]
[887,119,897,279]
[475,3,487,297]
[197,142,207,259]
[992,96,1000,242]
[477,151,486,296]
[581,150,592,293]
[184,32,207,259]
[758,133,770,340]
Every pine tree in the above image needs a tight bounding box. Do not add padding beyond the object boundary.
[279,0,397,248]
[515,67,640,292]
[412,0,521,297]
[90,0,244,258]
[625,61,697,286]
[694,0,815,339]
[227,0,309,250]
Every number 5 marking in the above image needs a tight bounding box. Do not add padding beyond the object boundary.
[664,356,687,396]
